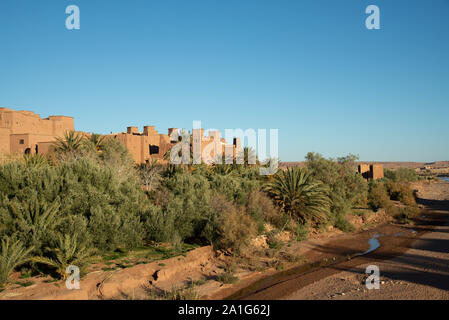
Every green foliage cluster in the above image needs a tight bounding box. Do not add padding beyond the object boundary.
[385,181,417,206]
[368,181,391,211]
[0,133,382,286]
[384,168,419,182]
[264,167,331,225]
[304,153,368,231]
[367,179,419,223]
[144,168,262,253]
[0,136,147,284]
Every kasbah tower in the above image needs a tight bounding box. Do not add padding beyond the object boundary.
[0,107,242,164]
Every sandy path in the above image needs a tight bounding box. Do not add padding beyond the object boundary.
[232,180,449,300]
[286,220,449,299]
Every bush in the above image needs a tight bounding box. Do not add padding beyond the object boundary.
[246,191,282,232]
[386,181,416,206]
[305,153,368,230]
[206,195,257,253]
[333,215,356,232]
[208,174,260,206]
[368,182,391,211]
[32,233,98,279]
[295,223,309,241]
[384,168,418,182]
[0,145,148,256]
[389,205,420,223]
[264,167,331,225]
[0,238,33,286]
[216,271,239,284]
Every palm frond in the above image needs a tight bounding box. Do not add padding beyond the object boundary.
[0,238,33,285]
[264,167,331,224]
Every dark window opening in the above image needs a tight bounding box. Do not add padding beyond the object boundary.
[149,145,159,155]
[19,139,24,145]
[24,148,31,154]
[35,144,39,154]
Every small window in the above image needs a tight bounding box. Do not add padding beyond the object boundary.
[149,145,159,155]
[19,139,24,145]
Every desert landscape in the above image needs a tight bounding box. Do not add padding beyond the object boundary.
[1,134,448,300]
[1,1,448,308]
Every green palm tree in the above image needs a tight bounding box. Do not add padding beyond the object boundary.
[53,131,85,154]
[32,233,97,279]
[212,164,235,176]
[22,153,48,168]
[8,197,62,249]
[88,134,106,151]
[264,167,331,224]
[0,238,33,285]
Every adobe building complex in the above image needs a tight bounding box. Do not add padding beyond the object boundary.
[0,107,241,164]
[107,126,241,164]
[358,163,384,180]
[0,107,74,156]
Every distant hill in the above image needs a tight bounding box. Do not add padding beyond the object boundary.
[280,161,449,170]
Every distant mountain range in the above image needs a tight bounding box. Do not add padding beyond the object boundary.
[280,161,449,170]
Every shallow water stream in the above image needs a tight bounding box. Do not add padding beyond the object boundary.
[357,233,380,256]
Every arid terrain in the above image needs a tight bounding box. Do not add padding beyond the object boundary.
[281,161,449,169]
[224,179,449,300]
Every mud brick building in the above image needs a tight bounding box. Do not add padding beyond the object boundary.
[358,163,384,180]
[105,126,176,164]
[0,107,74,156]
[0,107,243,165]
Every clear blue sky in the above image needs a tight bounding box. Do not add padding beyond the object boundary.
[1,0,448,162]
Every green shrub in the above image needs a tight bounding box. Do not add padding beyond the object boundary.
[386,181,416,206]
[246,191,282,233]
[266,233,282,249]
[265,167,331,225]
[205,195,257,253]
[0,238,33,286]
[295,223,309,241]
[147,284,200,300]
[209,174,260,206]
[333,215,356,232]
[216,272,239,284]
[0,146,147,256]
[389,205,420,223]
[384,168,418,182]
[368,182,391,211]
[32,233,98,279]
[305,153,368,230]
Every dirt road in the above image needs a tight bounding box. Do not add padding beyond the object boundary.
[229,180,449,300]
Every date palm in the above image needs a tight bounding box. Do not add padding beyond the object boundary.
[0,238,33,285]
[32,233,97,279]
[8,197,62,250]
[264,167,331,224]
[22,153,48,168]
[88,134,106,151]
[53,131,85,154]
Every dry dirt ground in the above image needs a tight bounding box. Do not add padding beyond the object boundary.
[227,179,449,300]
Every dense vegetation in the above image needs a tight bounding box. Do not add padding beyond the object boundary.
[0,133,421,287]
